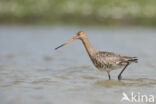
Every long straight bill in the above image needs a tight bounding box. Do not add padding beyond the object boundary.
[55,38,75,50]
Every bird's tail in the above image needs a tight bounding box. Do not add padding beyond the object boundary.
[122,56,138,63]
[128,57,138,63]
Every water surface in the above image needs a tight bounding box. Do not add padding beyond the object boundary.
[0,26,156,104]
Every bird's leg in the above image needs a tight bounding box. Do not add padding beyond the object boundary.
[108,73,111,80]
[107,71,111,80]
[118,62,129,80]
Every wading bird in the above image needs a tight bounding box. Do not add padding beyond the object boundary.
[55,31,138,80]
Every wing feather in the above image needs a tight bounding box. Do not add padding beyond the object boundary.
[94,51,138,65]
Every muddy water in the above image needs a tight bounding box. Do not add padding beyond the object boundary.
[0,26,156,104]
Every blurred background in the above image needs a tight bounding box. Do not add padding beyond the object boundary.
[0,0,156,26]
[0,0,156,104]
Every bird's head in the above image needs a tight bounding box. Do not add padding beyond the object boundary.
[73,31,86,39]
[55,31,86,50]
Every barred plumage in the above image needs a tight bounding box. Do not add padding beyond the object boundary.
[90,51,137,71]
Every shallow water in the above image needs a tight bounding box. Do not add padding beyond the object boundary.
[0,25,156,104]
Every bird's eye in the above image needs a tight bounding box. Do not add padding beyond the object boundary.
[77,31,83,35]
[77,32,80,35]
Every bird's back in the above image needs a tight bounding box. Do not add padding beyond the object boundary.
[90,51,138,71]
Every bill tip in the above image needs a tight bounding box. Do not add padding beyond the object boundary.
[55,44,64,50]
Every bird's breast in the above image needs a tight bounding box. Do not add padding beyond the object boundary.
[91,57,123,71]
[91,57,107,69]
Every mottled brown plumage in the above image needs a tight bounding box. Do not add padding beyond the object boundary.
[55,31,138,80]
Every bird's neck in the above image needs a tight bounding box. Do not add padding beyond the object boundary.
[81,37,96,56]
